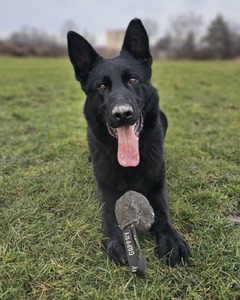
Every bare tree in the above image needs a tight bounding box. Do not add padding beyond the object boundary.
[168,12,202,56]
[142,18,159,43]
[9,26,52,46]
[82,30,96,46]
[7,26,65,56]
[181,31,196,58]
[60,20,79,43]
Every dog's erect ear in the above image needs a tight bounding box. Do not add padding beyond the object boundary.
[67,31,101,83]
[121,18,152,64]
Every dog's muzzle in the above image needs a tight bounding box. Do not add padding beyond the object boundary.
[106,105,143,167]
[107,113,143,139]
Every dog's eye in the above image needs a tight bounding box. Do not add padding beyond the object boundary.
[98,84,107,91]
[129,77,138,84]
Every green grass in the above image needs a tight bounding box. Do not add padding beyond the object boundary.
[0,57,239,299]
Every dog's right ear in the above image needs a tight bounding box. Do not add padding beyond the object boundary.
[67,31,101,83]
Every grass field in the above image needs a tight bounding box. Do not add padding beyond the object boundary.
[0,57,239,299]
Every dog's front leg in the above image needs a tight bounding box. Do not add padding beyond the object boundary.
[149,185,191,267]
[99,188,128,266]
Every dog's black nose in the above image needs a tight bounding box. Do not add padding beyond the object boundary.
[112,105,133,122]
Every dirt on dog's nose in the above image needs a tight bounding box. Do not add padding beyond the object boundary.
[112,105,133,122]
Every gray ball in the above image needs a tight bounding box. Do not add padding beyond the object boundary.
[115,190,155,234]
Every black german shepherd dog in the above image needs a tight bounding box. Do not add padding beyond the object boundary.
[67,19,190,267]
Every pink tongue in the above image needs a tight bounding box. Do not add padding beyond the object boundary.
[117,125,140,167]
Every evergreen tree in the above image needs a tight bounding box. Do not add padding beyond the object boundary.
[205,15,232,59]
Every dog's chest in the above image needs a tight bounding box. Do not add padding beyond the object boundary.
[112,161,162,194]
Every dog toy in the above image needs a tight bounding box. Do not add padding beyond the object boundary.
[115,190,155,277]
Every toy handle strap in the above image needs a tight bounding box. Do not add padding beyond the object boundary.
[122,224,147,277]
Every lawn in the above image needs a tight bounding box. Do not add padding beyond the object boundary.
[0,57,239,299]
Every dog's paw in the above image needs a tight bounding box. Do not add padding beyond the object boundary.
[102,235,128,266]
[156,225,191,267]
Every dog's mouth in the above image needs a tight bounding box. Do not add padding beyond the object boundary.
[107,114,143,167]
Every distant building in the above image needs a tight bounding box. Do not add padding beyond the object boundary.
[106,29,125,57]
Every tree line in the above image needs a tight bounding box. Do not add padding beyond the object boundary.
[0,26,66,57]
[0,14,239,59]
[155,14,240,59]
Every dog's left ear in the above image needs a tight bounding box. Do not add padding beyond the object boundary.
[121,18,152,65]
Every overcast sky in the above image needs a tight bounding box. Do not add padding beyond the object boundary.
[1,0,240,45]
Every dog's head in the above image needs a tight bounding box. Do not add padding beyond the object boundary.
[67,19,153,167]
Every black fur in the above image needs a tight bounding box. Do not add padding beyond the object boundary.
[67,19,190,267]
